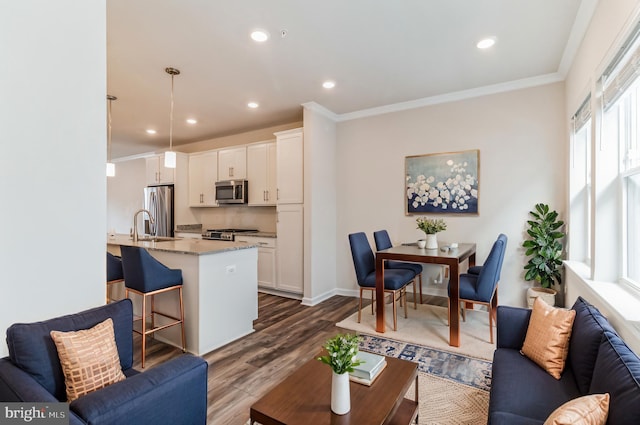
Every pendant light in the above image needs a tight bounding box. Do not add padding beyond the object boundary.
[164,67,180,168]
[106,95,117,177]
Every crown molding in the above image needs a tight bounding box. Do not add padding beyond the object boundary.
[335,73,565,122]
[557,0,599,77]
[302,101,340,121]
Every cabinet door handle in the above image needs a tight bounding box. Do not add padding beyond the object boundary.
[200,194,203,203]
[229,166,234,177]
[277,188,280,200]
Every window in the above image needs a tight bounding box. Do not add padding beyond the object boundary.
[600,29,640,289]
[569,98,591,265]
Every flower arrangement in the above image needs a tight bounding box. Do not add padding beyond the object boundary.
[416,217,447,235]
[317,333,363,375]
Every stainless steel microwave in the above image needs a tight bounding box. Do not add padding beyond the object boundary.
[215,179,248,204]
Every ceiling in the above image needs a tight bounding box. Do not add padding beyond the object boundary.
[107,0,593,159]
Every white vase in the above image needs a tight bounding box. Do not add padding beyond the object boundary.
[331,371,350,415]
[425,233,438,249]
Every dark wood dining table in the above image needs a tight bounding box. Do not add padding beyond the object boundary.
[375,242,476,347]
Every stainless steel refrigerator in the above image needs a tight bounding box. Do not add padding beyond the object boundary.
[144,185,174,237]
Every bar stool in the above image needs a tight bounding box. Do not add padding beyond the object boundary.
[120,246,186,368]
[106,252,125,304]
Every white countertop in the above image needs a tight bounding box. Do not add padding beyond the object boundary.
[107,234,256,256]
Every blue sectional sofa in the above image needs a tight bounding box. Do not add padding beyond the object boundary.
[0,299,208,425]
[488,296,640,424]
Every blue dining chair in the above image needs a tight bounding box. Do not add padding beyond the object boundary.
[448,234,507,343]
[106,252,125,304]
[120,245,186,368]
[374,230,423,305]
[348,232,417,331]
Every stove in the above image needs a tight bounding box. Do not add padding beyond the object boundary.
[203,228,258,241]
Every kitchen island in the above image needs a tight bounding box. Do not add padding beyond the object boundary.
[108,235,258,356]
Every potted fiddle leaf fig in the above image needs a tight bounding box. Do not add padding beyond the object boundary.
[522,203,565,306]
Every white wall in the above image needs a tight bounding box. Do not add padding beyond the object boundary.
[302,106,338,304]
[336,83,566,307]
[0,1,106,356]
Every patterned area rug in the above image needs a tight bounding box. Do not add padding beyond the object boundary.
[360,334,491,424]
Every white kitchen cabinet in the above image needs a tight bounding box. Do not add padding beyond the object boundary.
[146,154,175,185]
[235,236,277,289]
[218,146,247,180]
[189,151,218,207]
[276,204,303,294]
[247,141,277,205]
[275,128,303,204]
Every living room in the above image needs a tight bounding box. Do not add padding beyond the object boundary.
[4,0,640,424]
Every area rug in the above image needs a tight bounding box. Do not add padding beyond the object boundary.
[337,301,496,360]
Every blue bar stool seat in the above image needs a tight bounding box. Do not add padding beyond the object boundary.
[120,245,186,368]
[106,252,125,304]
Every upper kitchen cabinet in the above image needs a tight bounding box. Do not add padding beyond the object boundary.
[146,154,175,185]
[218,146,247,180]
[189,151,218,207]
[275,128,303,204]
[247,141,277,206]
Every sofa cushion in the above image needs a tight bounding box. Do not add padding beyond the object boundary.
[490,348,580,422]
[568,297,616,394]
[521,297,576,379]
[5,299,133,401]
[50,318,126,401]
[589,330,640,425]
[543,393,609,425]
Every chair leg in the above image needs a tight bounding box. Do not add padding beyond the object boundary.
[179,287,186,352]
[371,289,375,315]
[392,290,398,331]
[418,274,423,304]
[460,301,466,322]
[141,293,147,369]
[412,279,417,310]
[357,288,363,323]
[403,287,408,319]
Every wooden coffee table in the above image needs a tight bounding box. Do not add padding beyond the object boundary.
[250,355,418,425]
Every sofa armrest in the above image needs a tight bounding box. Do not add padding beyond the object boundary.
[0,357,60,402]
[70,354,208,425]
[496,306,532,349]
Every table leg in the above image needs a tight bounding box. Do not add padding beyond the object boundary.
[375,256,385,333]
[414,374,419,424]
[449,262,460,347]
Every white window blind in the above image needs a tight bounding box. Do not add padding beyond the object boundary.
[572,95,591,132]
[602,21,640,110]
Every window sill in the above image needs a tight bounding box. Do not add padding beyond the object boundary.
[564,260,640,354]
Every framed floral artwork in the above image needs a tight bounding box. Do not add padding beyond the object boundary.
[405,149,479,215]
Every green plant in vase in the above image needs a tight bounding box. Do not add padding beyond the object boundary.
[317,333,363,415]
[416,217,447,249]
[522,203,565,288]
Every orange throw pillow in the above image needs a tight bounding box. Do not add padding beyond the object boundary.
[50,318,125,401]
[521,297,576,379]
[544,393,609,425]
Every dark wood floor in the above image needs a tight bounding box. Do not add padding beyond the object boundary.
[135,292,448,424]
[134,293,360,424]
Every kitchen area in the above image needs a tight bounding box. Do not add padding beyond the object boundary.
[107,127,304,355]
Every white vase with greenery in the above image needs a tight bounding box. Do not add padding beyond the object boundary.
[317,333,362,415]
[416,217,447,250]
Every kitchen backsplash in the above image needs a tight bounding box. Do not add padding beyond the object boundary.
[189,205,277,232]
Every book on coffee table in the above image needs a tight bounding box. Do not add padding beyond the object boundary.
[350,351,387,386]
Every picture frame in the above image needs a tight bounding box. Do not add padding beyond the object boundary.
[405,149,479,215]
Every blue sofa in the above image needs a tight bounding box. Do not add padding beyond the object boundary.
[488,296,640,424]
[0,299,208,425]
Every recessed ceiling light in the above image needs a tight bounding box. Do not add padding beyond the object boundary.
[247,102,259,109]
[477,37,496,49]
[250,30,269,42]
[322,81,336,89]
[146,129,157,135]
[186,118,197,124]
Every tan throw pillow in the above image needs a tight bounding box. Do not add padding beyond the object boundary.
[50,318,126,401]
[521,297,576,379]
[543,393,610,425]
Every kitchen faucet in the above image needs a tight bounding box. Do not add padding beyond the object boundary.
[132,209,154,242]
